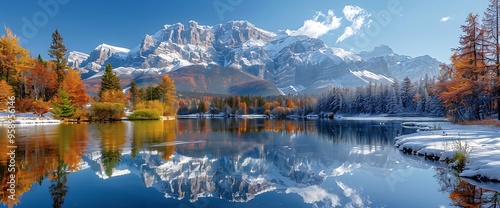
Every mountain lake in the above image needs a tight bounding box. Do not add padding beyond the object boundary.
[1,118,499,208]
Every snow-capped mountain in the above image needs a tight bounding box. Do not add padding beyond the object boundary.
[358,45,442,81]
[67,51,89,68]
[79,43,130,74]
[72,21,441,95]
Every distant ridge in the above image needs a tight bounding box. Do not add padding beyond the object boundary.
[69,20,441,96]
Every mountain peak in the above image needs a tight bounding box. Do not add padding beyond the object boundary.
[68,51,89,57]
[94,43,130,53]
[358,45,395,60]
[188,20,198,27]
[74,20,441,96]
[67,51,89,68]
[227,20,253,26]
[373,45,393,54]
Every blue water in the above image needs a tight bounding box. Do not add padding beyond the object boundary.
[0,119,497,207]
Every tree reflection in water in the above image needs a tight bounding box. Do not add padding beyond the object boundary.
[97,122,126,177]
[49,159,68,208]
[434,167,500,207]
[2,120,500,208]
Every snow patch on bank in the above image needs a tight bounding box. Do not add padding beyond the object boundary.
[394,123,500,181]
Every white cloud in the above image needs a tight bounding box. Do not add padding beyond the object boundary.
[286,185,340,207]
[286,10,342,38]
[336,181,365,207]
[343,5,364,22]
[337,5,371,43]
[440,16,451,22]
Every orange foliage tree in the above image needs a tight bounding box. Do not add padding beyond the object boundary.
[436,13,489,121]
[60,69,90,106]
[158,74,177,116]
[32,100,50,117]
[0,27,31,84]
[0,80,14,111]
[25,58,58,101]
[100,90,127,105]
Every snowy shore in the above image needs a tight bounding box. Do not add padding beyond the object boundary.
[395,122,500,181]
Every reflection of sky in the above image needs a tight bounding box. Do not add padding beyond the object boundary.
[81,122,449,207]
[286,185,340,207]
[0,120,462,207]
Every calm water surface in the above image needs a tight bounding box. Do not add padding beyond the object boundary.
[1,119,499,208]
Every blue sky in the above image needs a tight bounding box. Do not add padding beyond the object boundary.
[0,0,489,63]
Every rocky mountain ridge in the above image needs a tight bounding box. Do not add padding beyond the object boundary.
[70,20,441,95]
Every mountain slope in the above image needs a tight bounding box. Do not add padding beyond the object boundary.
[67,51,89,68]
[73,21,441,95]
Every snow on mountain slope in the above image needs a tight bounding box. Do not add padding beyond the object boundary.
[95,43,130,53]
[79,43,131,74]
[388,55,441,81]
[72,21,442,95]
[359,45,441,81]
[67,51,89,68]
[350,70,394,84]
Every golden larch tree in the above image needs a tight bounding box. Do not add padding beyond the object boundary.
[158,74,177,116]
[61,69,90,106]
[0,80,14,111]
[0,27,31,83]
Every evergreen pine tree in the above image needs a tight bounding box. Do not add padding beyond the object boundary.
[48,29,68,84]
[51,89,75,118]
[98,64,122,100]
[129,81,139,110]
[400,77,414,110]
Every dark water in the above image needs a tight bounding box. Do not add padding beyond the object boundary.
[0,119,499,208]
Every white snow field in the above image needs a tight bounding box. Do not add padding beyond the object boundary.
[395,122,500,181]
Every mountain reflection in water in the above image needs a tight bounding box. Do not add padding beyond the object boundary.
[1,119,498,208]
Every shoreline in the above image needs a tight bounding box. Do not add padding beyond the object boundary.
[394,122,500,182]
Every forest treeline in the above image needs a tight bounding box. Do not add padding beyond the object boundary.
[174,75,444,118]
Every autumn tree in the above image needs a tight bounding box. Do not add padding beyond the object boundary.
[0,27,31,84]
[32,100,50,117]
[0,80,14,111]
[285,98,295,109]
[238,102,247,115]
[198,100,208,113]
[48,29,68,84]
[264,102,272,111]
[89,102,125,121]
[437,13,488,121]
[157,74,177,116]
[100,90,127,105]
[60,69,90,106]
[25,58,58,101]
[455,13,488,120]
[177,98,188,115]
